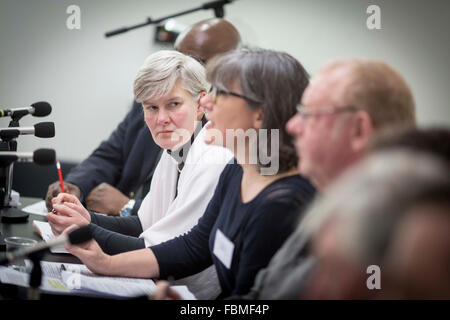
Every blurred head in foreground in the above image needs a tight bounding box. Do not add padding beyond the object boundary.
[302,150,450,299]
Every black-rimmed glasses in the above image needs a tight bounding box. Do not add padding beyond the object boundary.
[211,86,260,105]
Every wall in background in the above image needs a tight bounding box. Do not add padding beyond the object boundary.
[1,0,449,162]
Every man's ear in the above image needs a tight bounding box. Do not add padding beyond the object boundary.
[350,110,374,152]
[253,107,265,129]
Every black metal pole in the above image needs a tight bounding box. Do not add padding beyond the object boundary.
[105,0,233,38]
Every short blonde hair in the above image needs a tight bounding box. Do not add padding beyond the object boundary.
[321,59,416,129]
[134,50,208,103]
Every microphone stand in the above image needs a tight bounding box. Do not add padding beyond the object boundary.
[0,113,30,223]
[105,0,234,37]
[27,250,48,300]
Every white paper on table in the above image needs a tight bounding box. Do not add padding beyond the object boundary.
[43,260,197,300]
[1,261,196,299]
[32,220,68,254]
[0,266,70,294]
[43,262,196,299]
[171,286,197,300]
[40,262,105,296]
[45,262,154,298]
[22,200,48,216]
[46,261,156,298]
[0,263,93,295]
[61,271,156,298]
[60,270,196,299]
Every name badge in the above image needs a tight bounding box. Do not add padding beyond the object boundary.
[213,229,234,269]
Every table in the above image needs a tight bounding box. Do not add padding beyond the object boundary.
[0,199,113,300]
[0,199,158,300]
[0,197,80,264]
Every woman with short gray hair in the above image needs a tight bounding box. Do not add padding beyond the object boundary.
[48,50,233,299]
[134,50,209,105]
[64,49,316,299]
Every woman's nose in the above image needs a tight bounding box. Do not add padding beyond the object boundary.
[286,113,304,136]
[200,92,214,112]
[157,109,170,125]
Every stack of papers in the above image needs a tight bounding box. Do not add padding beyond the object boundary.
[6,205,197,299]
[0,261,196,299]
[33,220,68,254]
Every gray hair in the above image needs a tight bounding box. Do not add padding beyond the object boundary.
[134,50,209,103]
[299,149,450,262]
[206,49,309,173]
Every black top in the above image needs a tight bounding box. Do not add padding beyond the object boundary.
[88,214,145,255]
[151,163,315,298]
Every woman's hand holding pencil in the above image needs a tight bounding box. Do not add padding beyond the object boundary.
[45,181,81,212]
[46,193,91,235]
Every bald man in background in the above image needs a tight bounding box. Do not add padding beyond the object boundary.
[45,18,241,216]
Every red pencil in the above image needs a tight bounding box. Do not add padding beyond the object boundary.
[56,160,65,193]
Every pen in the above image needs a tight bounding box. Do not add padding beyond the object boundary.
[56,160,65,193]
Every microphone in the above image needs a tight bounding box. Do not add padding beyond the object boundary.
[0,148,56,166]
[0,122,55,140]
[0,225,92,266]
[0,102,52,118]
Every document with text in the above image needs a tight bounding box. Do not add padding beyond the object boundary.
[0,261,196,299]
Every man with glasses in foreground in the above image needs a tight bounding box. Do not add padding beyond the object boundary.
[290,59,416,190]
[234,58,417,299]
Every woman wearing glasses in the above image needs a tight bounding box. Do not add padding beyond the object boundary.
[64,49,316,298]
[47,50,233,299]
